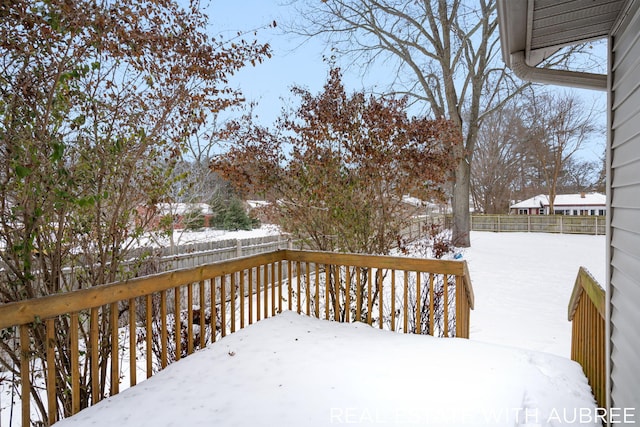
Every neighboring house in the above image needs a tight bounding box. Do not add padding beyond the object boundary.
[509,193,606,215]
[498,0,640,411]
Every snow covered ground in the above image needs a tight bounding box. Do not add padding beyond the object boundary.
[5,231,609,426]
[463,232,605,357]
[139,224,282,247]
[55,311,600,427]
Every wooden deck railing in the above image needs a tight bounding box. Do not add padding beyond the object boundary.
[568,266,606,408]
[0,249,473,426]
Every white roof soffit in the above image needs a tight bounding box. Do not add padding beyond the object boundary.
[497,0,619,91]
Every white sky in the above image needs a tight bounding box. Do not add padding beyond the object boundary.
[206,1,606,161]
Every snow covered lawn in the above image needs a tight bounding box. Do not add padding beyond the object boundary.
[55,311,599,427]
[464,232,605,357]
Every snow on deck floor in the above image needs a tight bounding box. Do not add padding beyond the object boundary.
[55,311,599,427]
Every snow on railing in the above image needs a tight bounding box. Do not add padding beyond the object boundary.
[568,266,606,408]
[0,249,473,426]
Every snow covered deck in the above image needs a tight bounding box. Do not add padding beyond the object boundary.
[53,312,599,427]
[1,232,609,426]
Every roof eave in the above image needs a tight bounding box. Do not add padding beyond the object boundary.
[497,0,608,91]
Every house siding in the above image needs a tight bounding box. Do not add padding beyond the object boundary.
[609,1,640,410]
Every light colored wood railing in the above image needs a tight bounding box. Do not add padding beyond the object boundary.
[568,266,606,408]
[0,249,473,426]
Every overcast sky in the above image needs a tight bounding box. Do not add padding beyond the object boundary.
[206,1,606,163]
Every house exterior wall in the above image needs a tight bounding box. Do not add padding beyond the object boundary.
[550,205,606,216]
[609,1,640,409]
[510,205,605,215]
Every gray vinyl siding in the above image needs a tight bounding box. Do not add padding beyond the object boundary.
[609,1,640,409]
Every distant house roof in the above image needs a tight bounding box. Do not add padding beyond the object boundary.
[510,193,606,209]
[157,203,213,216]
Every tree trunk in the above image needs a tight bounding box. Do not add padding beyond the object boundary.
[452,157,471,247]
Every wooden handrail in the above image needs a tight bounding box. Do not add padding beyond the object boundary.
[0,248,473,426]
[0,250,287,330]
[0,250,475,329]
[568,266,605,321]
[283,250,466,275]
[567,266,606,409]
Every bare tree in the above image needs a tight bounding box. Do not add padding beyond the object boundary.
[558,157,601,194]
[284,0,600,245]
[285,0,530,246]
[525,92,598,213]
[471,101,528,213]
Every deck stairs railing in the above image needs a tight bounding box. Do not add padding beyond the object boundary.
[568,266,606,408]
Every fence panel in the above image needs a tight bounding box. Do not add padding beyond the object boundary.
[470,215,605,235]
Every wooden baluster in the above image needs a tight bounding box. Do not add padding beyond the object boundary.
[263,263,269,319]
[390,270,396,331]
[455,275,464,338]
[174,287,181,360]
[20,325,30,427]
[306,262,311,316]
[429,274,435,336]
[160,291,168,366]
[240,272,245,329]
[345,267,351,323]
[296,262,301,314]
[315,263,320,318]
[403,271,408,333]
[230,273,236,333]
[443,274,449,337]
[248,268,253,325]
[378,269,383,329]
[334,265,340,322]
[415,273,421,334]
[221,276,226,337]
[110,302,119,395]
[325,265,331,320]
[71,312,80,413]
[356,267,362,322]
[45,318,57,422]
[187,284,194,355]
[278,261,283,314]
[367,268,373,325]
[129,298,137,385]
[145,296,153,378]
[288,261,293,311]
[199,281,206,348]
[272,262,277,316]
[256,268,261,321]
